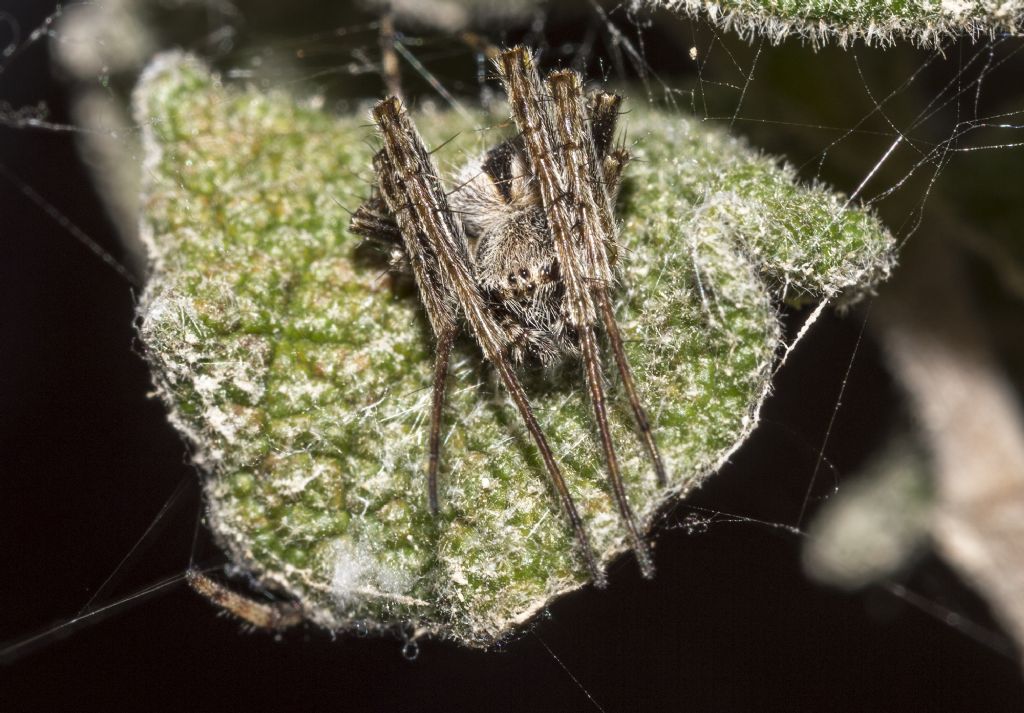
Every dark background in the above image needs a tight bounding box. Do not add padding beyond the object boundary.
[2,1,1023,710]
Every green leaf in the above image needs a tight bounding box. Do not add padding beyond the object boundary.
[135,52,895,645]
[634,0,1024,49]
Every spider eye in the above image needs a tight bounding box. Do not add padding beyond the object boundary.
[519,268,530,280]
[507,272,517,284]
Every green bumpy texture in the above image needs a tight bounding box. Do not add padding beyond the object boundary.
[634,0,1022,48]
[135,53,895,646]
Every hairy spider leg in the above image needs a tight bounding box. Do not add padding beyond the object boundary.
[583,90,668,489]
[371,98,606,586]
[426,328,455,514]
[350,196,402,243]
[498,47,656,578]
[350,192,452,513]
[552,73,669,571]
[187,569,304,631]
[548,70,659,577]
[371,150,461,518]
[378,7,402,100]
[350,191,453,515]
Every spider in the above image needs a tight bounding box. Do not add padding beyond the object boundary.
[350,46,667,585]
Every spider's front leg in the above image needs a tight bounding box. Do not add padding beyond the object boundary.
[581,89,668,490]
[351,189,455,514]
[371,149,461,516]
[497,47,659,578]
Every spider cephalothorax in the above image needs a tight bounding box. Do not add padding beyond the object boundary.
[448,127,628,367]
[350,46,665,584]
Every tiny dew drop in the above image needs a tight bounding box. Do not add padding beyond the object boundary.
[681,513,711,535]
[401,639,420,661]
